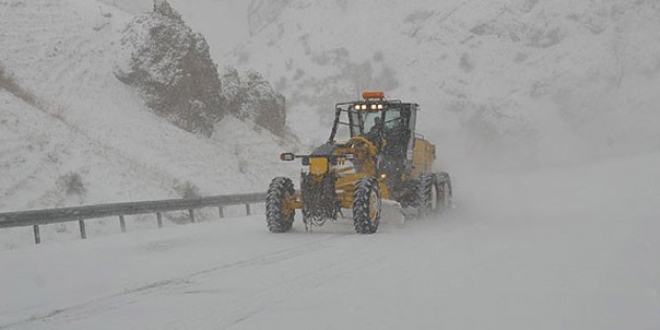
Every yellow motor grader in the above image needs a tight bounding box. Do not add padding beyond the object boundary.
[267,91,451,234]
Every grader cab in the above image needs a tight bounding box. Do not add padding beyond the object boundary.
[267,91,451,234]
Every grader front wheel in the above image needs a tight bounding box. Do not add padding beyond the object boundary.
[352,177,381,234]
[266,177,296,232]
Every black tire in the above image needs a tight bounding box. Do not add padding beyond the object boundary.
[266,177,295,232]
[352,177,381,234]
[418,173,439,216]
[436,172,452,213]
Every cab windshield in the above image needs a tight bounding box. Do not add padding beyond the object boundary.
[329,103,405,143]
[362,111,381,133]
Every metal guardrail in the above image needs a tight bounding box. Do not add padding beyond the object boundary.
[0,192,267,244]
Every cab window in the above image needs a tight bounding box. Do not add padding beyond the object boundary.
[362,111,381,134]
[383,109,402,129]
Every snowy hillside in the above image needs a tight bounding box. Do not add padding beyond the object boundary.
[0,0,297,214]
[5,0,656,215]
[226,0,660,169]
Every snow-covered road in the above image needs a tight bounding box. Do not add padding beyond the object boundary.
[2,152,659,330]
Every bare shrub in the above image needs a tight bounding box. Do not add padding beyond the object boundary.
[238,159,249,174]
[174,181,200,199]
[57,172,86,196]
[460,53,475,73]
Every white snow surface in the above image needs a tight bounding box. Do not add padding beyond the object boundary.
[1,0,660,328]
[1,151,660,329]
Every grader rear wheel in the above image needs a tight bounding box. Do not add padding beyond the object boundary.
[266,177,295,232]
[437,172,453,213]
[418,173,439,217]
[352,177,381,234]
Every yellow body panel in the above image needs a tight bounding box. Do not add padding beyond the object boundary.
[377,181,390,200]
[411,138,436,178]
[309,157,329,176]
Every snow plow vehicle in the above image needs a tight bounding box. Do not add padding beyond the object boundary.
[267,91,451,234]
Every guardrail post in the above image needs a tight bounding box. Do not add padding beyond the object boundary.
[218,206,224,218]
[189,209,195,223]
[33,225,41,244]
[157,212,163,228]
[119,215,126,233]
[245,203,251,215]
[79,220,87,239]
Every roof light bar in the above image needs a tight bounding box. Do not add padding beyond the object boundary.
[362,91,385,99]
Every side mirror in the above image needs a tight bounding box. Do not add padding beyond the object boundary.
[280,153,295,161]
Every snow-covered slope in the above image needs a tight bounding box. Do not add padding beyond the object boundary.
[0,0,296,212]
[4,0,656,209]
[226,0,660,168]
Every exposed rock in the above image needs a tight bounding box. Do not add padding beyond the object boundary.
[115,0,223,137]
[221,67,287,136]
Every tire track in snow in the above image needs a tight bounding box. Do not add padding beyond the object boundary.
[149,215,469,330]
[0,233,353,330]
[153,236,393,330]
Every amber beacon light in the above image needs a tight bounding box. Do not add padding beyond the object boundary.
[362,91,385,99]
